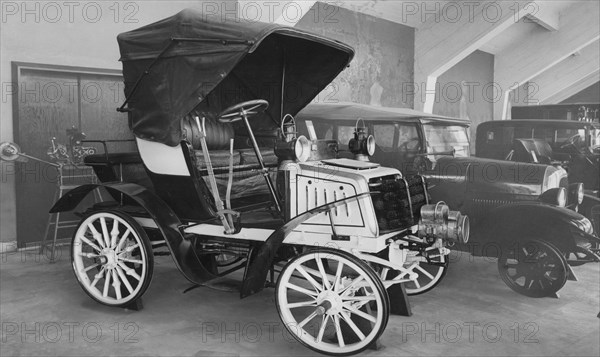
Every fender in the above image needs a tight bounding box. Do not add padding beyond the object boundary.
[240,192,374,298]
[50,183,217,285]
[475,200,594,254]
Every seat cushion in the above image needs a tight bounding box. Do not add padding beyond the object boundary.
[182,111,234,151]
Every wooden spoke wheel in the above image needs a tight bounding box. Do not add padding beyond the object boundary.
[404,247,449,295]
[497,240,567,298]
[276,248,389,356]
[71,210,153,307]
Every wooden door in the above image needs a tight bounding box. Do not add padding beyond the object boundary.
[12,63,131,247]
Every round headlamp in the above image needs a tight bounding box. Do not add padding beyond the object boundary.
[275,135,311,163]
[294,135,311,162]
[569,182,584,205]
[539,187,567,207]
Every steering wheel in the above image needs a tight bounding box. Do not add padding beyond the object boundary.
[218,99,269,123]
[560,134,582,150]
[400,138,421,152]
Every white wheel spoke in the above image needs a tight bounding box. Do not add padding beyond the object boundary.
[333,315,345,347]
[342,295,376,302]
[110,219,120,248]
[416,265,434,280]
[120,257,144,265]
[103,269,112,297]
[315,258,332,290]
[287,300,317,309]
[117,262,141,281]
[343,304,377,323]
[298,310,319,329]
[118,243,140,256]
[333,262,344,292]
[116,229,132,253]
[379,267,389,282]
[413,279,421,289]
[87,223,105,248]
[112,270,122,300]
[116,266,134,294]
[340,275,365,296]
[100,217,111,249]
[302,266,336,286]
[296,266,323,293]
[80,236,102,252]
[340,311,366,341]
[315,315,329,343]
[90,266,106,289]
[286,282,319,297]
[83,263,100,273]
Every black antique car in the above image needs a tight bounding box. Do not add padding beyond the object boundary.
[476,119,600,236]
[476,119,600,191]
[0,10,471,356]
[297,102,600,298]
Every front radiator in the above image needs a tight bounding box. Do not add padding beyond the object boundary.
[369,175,431,232]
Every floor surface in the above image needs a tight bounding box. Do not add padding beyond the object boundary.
[1,245,599,356]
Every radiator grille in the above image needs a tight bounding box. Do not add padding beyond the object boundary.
[369,175,430,232]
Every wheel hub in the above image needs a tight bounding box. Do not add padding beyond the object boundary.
[316,290,344,315]
[100,248,118,270]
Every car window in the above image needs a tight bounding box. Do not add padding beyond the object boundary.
[337,126,355,148]
[424,125,470,157]
[373,125,395,151]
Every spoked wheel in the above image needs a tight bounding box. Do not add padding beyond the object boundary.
[404,247,449,295]
[71,210,153,307]
[276,248,389,356]
[565,246,600,266]
[497,240,568,298]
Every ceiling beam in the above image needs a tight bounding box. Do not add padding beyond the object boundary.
[541,71,600,105]
[531,41,600,104]
[525,1,560,31]
[414,0,537,112]
[494,0,600,119]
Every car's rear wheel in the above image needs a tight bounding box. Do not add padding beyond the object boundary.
[71,210,153,307]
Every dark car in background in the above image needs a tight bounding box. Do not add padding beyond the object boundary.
[298,102,599,298]
[511,103,599,122]
[476,119,600,191]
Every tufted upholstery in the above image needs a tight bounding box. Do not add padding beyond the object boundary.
[181,110,234,150]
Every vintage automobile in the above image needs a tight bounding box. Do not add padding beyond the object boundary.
[476,119,600,191]
[476,119,600,236]
[297,102,600,298]
[511,103,599,122]
[1,10,470,356]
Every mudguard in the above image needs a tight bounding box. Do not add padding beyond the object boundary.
[474,200,595,256]
[50,183,217,285]
[240,192,374,298]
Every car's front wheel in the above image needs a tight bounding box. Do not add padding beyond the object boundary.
[497,240,567,298]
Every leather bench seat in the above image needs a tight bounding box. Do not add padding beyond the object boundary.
[84,147,277,201]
